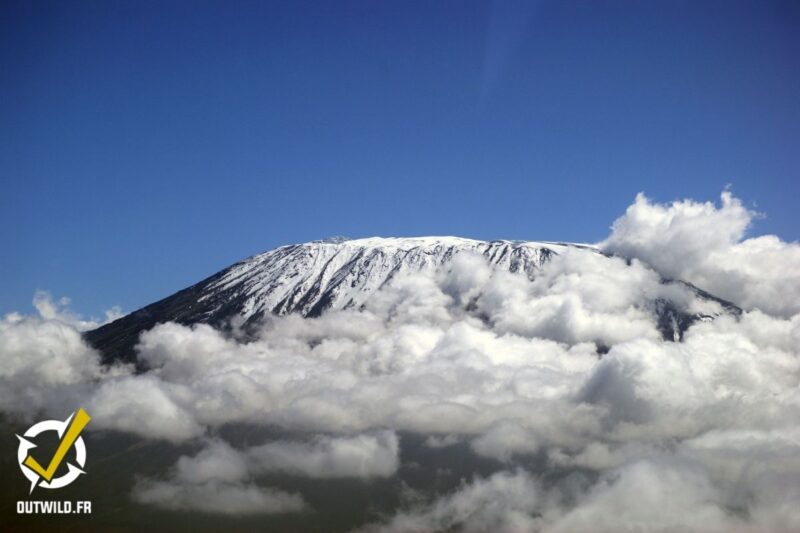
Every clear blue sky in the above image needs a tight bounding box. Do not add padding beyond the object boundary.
[1,0,798,318]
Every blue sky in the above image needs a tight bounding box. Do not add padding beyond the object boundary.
[1,0,798,318]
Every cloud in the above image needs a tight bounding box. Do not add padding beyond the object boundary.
[601,191,800,318]
[363,460,761,532]
[85,375,204,442]
[33,290,122,331]
[132,439,305,515]
[0,291,128,420]
[679,428,800,532]
[132,431,398,515]
[247,430,399,478]
[470,421,540,462]
[360,469,543,533]
[132,432,399,515]
[0,309,111,418]
[132,481,304,515]
[546,459,744,533]
[475,248,705,346]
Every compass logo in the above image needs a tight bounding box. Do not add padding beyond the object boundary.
[16,408,91,494]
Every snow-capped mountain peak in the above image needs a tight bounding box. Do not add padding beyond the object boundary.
[207,237,580,320]
[84,236,732,365]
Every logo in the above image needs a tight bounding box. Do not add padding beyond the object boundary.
[16,408,91,494]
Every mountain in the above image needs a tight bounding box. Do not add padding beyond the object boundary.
[84,236,739,365]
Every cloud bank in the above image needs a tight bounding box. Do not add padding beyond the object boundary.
[1,191,798,530]
[132,439,306,515]
[247,430,399,478]
[601,191,800,317]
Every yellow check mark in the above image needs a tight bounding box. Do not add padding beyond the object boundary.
[23,408,91,482]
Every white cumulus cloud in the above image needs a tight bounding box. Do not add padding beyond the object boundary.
[132,439,305,515]
[601,191,800,317]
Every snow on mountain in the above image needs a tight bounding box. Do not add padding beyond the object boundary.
[204,237,579,320]
[84,236,733,365]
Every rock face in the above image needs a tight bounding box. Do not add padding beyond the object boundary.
[84,236,739,365]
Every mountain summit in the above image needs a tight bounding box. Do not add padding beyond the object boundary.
[85,237,737,365]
